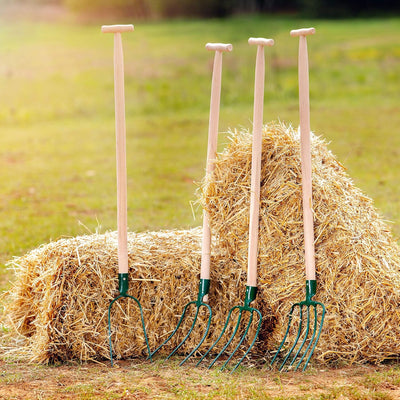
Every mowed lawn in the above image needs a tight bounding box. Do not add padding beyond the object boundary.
[0,11,400,400]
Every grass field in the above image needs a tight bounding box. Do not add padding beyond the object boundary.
[1,6,400,399]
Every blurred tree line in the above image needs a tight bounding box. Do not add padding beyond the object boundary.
[18,0,400,18]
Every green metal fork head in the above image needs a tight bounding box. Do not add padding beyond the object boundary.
[197,285,262,373]
[148,278,212,365]
[271,280,326,372]
[108,273,152,366]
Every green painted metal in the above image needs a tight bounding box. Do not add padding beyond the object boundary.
[148,278,212,364]
[197,285,262,373]
[108,273,153,366]
[118,273,129,296]
[244,285,258,307]
[270,279,325,371]
[197,278,210,303]
[306,279,317,302]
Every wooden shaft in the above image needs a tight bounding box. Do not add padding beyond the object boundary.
[113,32,128,274]
[247,44,266,287]
[200,211,212,281]
[201,48,226,281]
[298,33,316,281]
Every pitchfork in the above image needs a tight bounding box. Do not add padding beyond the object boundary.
[148,43,232,364]
[102,24,152,366]
[197,38,274,372]
[270,28,326,372]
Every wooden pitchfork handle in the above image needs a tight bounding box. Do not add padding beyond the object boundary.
[291,27,316,282]
[247,38,274,288]
[101,24,134,275]
[200,43,232,285]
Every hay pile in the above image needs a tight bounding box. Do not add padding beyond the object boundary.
[2,121,400,365]
[1,229,271,363]
[200,122,400,364]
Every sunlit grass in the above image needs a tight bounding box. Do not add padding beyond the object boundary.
[0,14,399,283]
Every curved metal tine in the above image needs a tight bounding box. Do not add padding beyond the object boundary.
[232,309,262,373]
[228,308,263,373]
[149,300,196,359]
[299,302,326,371]
[293,304,316,371]
[219,309,253,371]
[108,294,152,366]
[290,304,311,368]
[270,303,297,367]
[179,303,212,366]
[166,302,201,360]
[208,306,243,369]
[108,296,121,366]
[196,305,240,367]
[279,304,304,371]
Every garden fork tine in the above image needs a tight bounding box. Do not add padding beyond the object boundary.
[102,24,152,366]
[197,38,274,372]
[149,43,232,364]
[271,28,325,372]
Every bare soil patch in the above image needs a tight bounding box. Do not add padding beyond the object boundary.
[1,359,400,399]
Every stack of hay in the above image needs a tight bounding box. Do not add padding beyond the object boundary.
[199,122,400,364]
[1,229,268,363]
[2,122,400,365]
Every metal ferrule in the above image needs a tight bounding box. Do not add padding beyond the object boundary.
[197,278,210,303]
[118,273,129,296]
[305,279,317,303]
[244,285,258,308]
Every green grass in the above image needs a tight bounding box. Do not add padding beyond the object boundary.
[0,13,399,289]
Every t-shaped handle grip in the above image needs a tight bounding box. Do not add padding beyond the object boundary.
[205,43,233,52]
[248,37,274,47]
[101,24,134,34]
[290,27,315,37]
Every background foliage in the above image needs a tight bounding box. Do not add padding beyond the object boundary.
[5,0,400,18]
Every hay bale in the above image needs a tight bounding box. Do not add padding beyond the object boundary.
[1,229,272,363]
[199,122,400,364]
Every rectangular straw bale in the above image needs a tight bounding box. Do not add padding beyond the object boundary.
[1,228,273,363]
